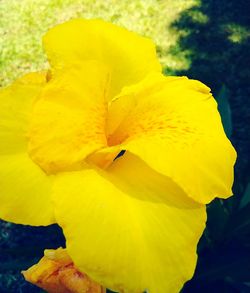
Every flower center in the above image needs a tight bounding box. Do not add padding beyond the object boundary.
[26,61,129,174]
[27,93,125,174]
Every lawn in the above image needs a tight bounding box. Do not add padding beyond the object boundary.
[0,0,196,87]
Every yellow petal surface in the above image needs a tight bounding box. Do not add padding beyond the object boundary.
[43,19,161,99]
[0,72,46,154]
[53,152,206,293]
[23,247,105,293]
[0,73,54,225]
[28,61,109,174]
[108,73,236,204]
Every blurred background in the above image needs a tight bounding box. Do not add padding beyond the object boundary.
[0,0,249,292]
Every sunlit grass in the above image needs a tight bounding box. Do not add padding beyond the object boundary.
[223,23,250,43]
[0,0,197,87]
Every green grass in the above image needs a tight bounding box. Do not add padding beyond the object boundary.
[0,0,196,87]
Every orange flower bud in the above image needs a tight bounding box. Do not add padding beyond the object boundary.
[22,248,105,293]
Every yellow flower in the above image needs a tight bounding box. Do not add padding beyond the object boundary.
[0,19,236,293]
[22,247,105,293]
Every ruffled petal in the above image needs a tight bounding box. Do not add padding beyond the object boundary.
[107,73,236,204]
[28,61,109,174]
[0,73,54,225]
[53,152,206,293]
[43,19,161,99]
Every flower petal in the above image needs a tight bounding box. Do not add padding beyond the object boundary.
[0,72,46,155]
[53,152,206,293]
[108,73,236,204]
[43,19,161,99]
[0,153,54,225]
[0,73,54,225]
[28,61,109,174]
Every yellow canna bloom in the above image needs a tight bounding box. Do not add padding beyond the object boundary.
[22,247,105,293]
[0,19,236,293]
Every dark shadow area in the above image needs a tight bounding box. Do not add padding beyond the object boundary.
[166,0,250,292]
